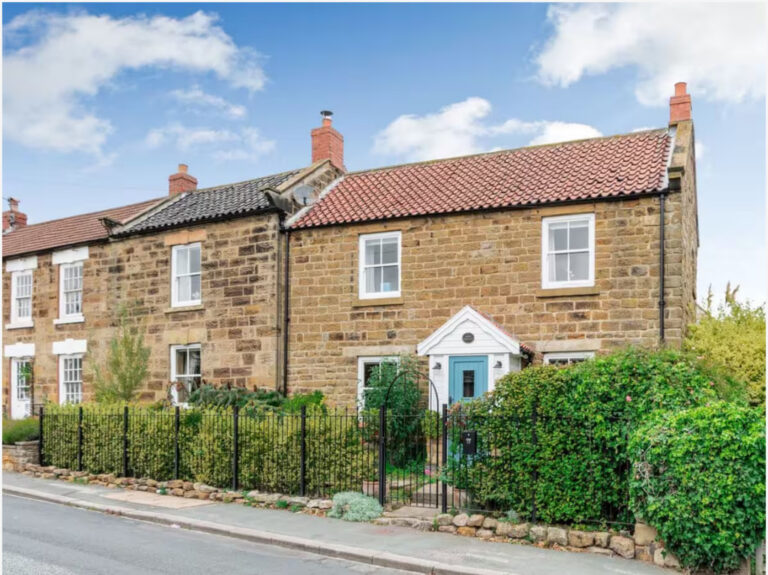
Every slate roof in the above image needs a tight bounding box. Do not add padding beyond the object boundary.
[2,198,162,259]
[290,129,672,229]
[116,169,302,236]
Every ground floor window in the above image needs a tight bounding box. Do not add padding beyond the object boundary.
[59,355,83,404]
[171,344,201,403]
[543,351,595,367]
[357,356,399,407]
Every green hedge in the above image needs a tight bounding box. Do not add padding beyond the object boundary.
[629,403,765,573]
[459,348,740,524]
[2,417,39,445]
[40,405,374,497]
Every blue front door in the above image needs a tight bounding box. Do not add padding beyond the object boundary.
[449,356,488,404]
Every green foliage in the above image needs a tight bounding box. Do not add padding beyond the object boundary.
[40,404,374,497]
[92,307,150,403]
[2,417,39,444]
[685,284,766,405]
[629,403,765,573]
[275,500,289,509]
[188,385,284,410]
[362,355,426,467]
[188,385,325,414]
[327,491,383,522]
[459,348,735,525]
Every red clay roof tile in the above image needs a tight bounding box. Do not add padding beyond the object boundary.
[291,129,671,229]
[2,198,162,258]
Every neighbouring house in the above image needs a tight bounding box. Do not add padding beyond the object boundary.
[2,197,163,417]
[285,83,698,407]
[2,115,343,414]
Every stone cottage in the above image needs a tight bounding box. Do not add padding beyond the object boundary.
[2,116,343,413]
[285,83,698,407]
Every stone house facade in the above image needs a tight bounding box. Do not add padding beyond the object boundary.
[2,116,343,414]
[3,85,698,414]
[285,84,698,407]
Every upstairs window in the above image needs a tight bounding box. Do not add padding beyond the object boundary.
[359,231,401,299]
[59,262,83,319]
[541,214,595,289]
[171,243,201,307]
[11,271,33,326]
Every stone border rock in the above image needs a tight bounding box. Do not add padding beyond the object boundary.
[17,462,681,570]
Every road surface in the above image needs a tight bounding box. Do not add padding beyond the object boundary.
[2,494,412,574]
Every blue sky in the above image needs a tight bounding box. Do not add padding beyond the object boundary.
[3,3,766,303]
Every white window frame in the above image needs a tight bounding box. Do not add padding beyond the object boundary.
[541,213,595,289]
[543,351,595,366]
[358,231,402,300]
[55,262,84,324]
[11,358,32,416]
[9,270,34,328]
[170,343,202,404]
[171,243,202,308]
[58,354,83,405]
[357,356,400,407]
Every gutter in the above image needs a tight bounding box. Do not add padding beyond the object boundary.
[658,191,667,343]
[281,223,291,397]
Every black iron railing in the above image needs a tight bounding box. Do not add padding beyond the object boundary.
[38,404,632,524]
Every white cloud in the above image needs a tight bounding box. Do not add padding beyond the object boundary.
[373,97,602,162]
[170,85,247,119]
[695,141,706,160]
[4,10,266,156]
[536,3,767,106]
[146,124,274,162]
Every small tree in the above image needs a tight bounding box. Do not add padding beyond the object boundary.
[92,307,150,403]
[685,283,765,405]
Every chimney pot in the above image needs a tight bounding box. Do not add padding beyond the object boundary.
[669,81,692,124]
[3,197,27,232]
[311,111,345,171]
[169,164,198,196]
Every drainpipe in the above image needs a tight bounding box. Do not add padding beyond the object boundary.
[281,226,291,397]
[658,192,667,343]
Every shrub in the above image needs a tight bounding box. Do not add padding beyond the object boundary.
[685,284,766,405]
[458,348,738,524]
[188,385,326,414]
[2,417,39,445]
[92,306,150,403]
[362,355,426,467]
[40,404,374,498]
[327,491,383,522]
[629,403,765,573]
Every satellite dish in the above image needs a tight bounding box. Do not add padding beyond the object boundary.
[293,185,314,206]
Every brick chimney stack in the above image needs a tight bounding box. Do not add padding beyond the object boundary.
[169,163,198,196]
[3,197,27,233]
[311,111,345,171]
[669,82,692,124]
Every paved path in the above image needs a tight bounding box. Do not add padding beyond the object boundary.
[3,495,409,575]
[3,472,670,575]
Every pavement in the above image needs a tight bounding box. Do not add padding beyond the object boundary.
[3,494,409,575]
[3,472,671,575]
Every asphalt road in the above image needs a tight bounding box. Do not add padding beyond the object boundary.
[2,495,412,575]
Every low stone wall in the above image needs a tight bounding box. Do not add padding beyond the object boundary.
[375,512,679,569]
[17,461,681,569]
[18,463,334,514]
[2,441,40,471]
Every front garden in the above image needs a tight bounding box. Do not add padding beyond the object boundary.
[12,346,765,574]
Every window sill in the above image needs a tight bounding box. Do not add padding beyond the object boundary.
[535,286,600,298]
[352,296,404,308]
[165,304,204,314]
[5,321,34,330]
[54,315,85,325]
